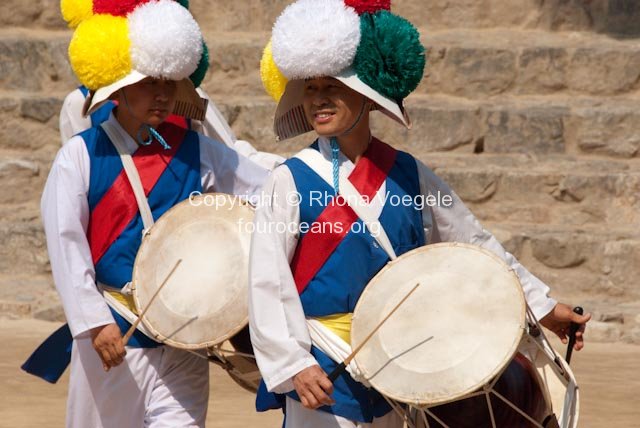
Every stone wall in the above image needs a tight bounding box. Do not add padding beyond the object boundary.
[0,0,638,342]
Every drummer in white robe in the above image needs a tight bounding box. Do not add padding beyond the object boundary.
[28,2,268,427]
[248,1,591,427]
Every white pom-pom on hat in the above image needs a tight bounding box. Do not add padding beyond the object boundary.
[272,0,361,80]
[128,0,203,80]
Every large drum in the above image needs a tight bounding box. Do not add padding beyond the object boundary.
[131,193,260,391]
[351,243,579,428]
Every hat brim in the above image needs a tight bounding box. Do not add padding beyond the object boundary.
[274,68,412,142]
[83,70,207,121]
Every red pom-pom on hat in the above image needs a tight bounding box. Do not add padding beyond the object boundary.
[93,0,152,16]
[344,0,391,15]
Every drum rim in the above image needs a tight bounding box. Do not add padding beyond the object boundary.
[132,192,253,349]
[352,242,527,406]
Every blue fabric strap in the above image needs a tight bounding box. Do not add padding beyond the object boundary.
[21,323,73,383]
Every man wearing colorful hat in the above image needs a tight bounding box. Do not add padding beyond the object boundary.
[22,1,269,426]
[57,0,283,171]
[248,1,590,426]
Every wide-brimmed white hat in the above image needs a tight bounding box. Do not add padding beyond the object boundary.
[67,0,209,120]
[260,0,425,141]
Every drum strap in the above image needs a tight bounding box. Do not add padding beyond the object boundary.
[98,122,170,342]
[294,143,398,260]
[100,122,155,231]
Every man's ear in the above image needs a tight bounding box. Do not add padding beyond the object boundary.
[109,89,122,102]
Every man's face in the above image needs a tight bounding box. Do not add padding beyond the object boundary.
[117,77,178,127]
[302,77,368,137]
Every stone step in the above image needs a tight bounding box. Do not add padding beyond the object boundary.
[421,29,640,98]
[2,90,639,159]
[2,29,640,98]
[0,275,59,321]
[0,159,45,207]
[214,94,640,159]
[180,0,640,36]
[421,153,640,227]
[200,28,640,99]
[4,0,640,35]
[0,299,32,319]
[486,222,640,306]
[0,221,49,277]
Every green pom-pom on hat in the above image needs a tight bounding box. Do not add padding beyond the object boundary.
[353,11,425,101]
[189,41,209,88]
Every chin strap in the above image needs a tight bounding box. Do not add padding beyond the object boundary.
[340,98,369,137]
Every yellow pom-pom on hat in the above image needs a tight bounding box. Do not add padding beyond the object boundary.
[60,0,94,28]
[68,0,207,120]
[69,14,132,91]
[260,40,288,102]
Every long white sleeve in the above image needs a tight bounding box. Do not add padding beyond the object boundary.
[198,133,269,199]
[193,88,237,146]
[41,136,114,338]
[248,166,318,394]
[416,160,557,320]
[232,139,285,171]
[59,89,92,145]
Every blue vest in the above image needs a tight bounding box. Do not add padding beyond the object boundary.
[22,121,202,383]
[82,125,202,348]
[257,141,426,422]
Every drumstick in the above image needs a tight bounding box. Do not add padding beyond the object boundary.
[122,259,182,346]
[565,306,584,365]
[327,283,420,382]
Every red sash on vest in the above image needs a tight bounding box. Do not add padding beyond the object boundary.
[165,114,189,130]
[291,138,398,294]
[88,122,188,265]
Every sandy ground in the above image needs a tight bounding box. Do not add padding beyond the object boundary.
[2,319,639,428]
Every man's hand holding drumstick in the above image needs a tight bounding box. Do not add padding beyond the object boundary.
[293,283,420,409]
[540,302,591,353]
[90,323,127,371]
[92,259,182,371]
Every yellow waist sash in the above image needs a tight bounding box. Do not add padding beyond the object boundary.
[314,313,352,344]
[106,290,139,315]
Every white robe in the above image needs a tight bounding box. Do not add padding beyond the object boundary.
[58,87,283,171]
[42,113,270,427]
[248,137,557,410]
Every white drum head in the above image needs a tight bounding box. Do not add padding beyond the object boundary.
[351,243,526,406]
[132,193,253,349]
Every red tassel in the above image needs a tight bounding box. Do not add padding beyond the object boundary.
[93,0,153,16]
[344,0,391,15]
